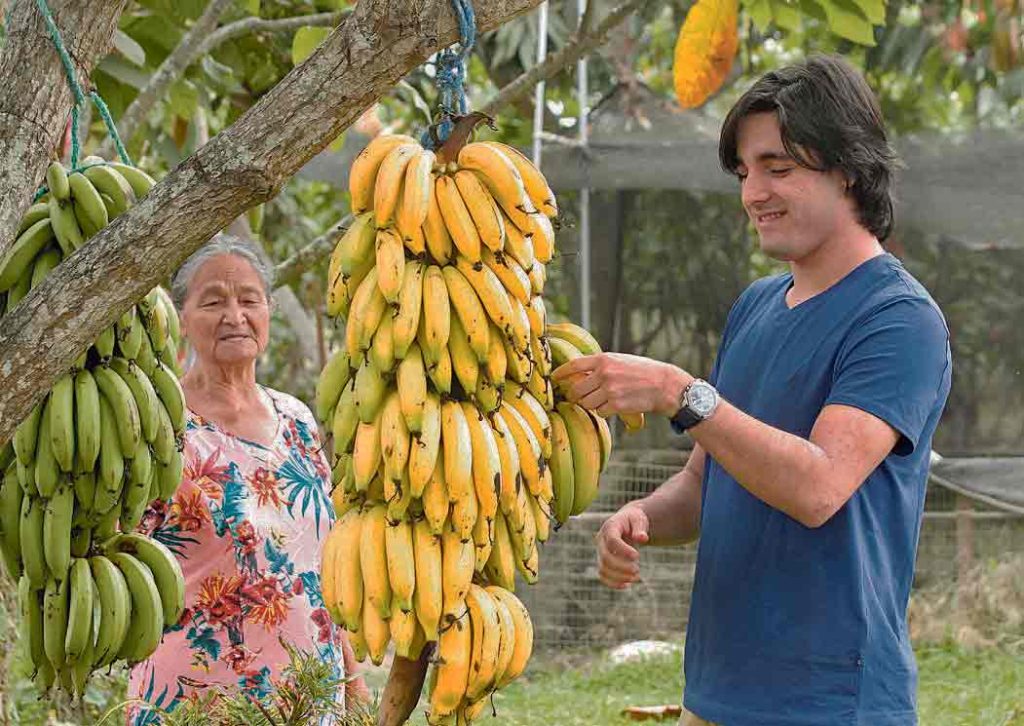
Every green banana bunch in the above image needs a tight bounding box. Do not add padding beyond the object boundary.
[90,555,131,668]
[0,466,23,578]
[105,532,185,627]
[108,551,163,664]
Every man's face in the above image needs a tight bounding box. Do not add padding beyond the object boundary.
[734,112,853,262]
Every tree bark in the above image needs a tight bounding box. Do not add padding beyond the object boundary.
[0,0,128,256]
[0,0,545,442]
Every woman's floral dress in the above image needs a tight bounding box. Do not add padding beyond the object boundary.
[126,388,343,724]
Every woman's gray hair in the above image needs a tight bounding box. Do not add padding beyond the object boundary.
[171,233,275,310]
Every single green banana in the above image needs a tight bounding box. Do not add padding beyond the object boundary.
[13,399,43,466]
[69,524,92,558]
[107,357,160,444]
[46,161,70,201]
[108,551,163,664]
[82,165,134,218]
[150,361,186,435]
[120,440,153,531]
[150,399,177,466]
[15,459,33,496]
[29,247,62,289]
[134,328,158,377]
[93,395,125,514]
[0,441,14,471]
[48,373,76,473]
[16,202,51,235]
[69,620,96,698]
[33,661,56,695]
[68,170,109,235]
[0,217,54,292]
[42,575,70,668]
[0,467,23,578]
[42,482,74,581]
[48,195,84,254]
[93,503,120,541]
[92,363,141,454]
[107,532,184,627]
[116,306,144,361]
[154,445,183,501]
[71,470,96,519]
[5,264,32,308]
[19,575,47,672]
[143,297,169,353]
[74,368,101,471]
[34,400,61,498]
[316,349,353,424]
[64,557,95,662]
[93,325,116,360]
[90,555,131,668]
[108,162,156,199]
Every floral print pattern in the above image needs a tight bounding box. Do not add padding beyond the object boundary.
[126,389,342,724]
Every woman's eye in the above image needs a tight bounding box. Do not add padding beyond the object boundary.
[201,300,221,308]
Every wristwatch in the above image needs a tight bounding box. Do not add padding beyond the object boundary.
[669,378,720,434]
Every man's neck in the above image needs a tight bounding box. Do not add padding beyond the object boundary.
[787,228,884,307]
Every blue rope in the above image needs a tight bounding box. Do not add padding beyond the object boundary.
[422,0,477,148]
[32,0,133,180]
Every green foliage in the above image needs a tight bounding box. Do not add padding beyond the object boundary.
[291,26,331,65]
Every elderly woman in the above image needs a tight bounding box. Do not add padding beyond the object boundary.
[126,235,367,723]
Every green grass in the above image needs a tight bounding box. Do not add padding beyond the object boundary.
[401,643,1024,725]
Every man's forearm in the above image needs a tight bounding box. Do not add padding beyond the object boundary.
[689,400,833,527]
[631,468,702,547]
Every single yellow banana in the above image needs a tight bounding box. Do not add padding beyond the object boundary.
[482,323,508,387]
[393,259,424,359]
[526,295,546,338]
[441,527,475,624]
[454,257,514,347]
[427,342,454,396]
[338,211,377,277]
[482,249,531,306]
[430,598,472,718]
[456,143,537,230]
[422,459,450,535]
[360,504,392,619]
[488,587,534,687]
[397,343,428,435]
[334,507,364,632]
[380,390,411,486]
[449,471,478,543]
[390,606,421,659]
[498,404,544,498]
[489,586,517,687]
[530,333,552,379]
[420,265,450,365]
[548,409,576,524]
[483,141,558,218]
[453,170,505,252]
[375,227,406,304]
[485,511,517,591]
[385,518,416,613]
[373,142,421,226]
[462,402,500,523]
[412,518,444,642]
[443,265,490,361]
[436,174,482,262]
[588,408,613,471]
[465,584,501,701]
[349,134,418,214]
[471,506,493,572]
[526,213,555,264]
[528,259,546,296]
[369,310,396,374]
[489,411,522,523]
[352,409,383,492]
[503,382,553,459]
[441,400,474,507]
[557,401,603,516]
[448,314,480,398]
[409,391,441,497]
[397,147,435,237]
[504,335,532,385]
[424,177,454,264]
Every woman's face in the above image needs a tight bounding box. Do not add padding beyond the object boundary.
[180,254,271,368]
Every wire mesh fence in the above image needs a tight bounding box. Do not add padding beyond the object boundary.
[520,447,1024,652]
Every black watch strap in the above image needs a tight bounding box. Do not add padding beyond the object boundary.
[669,406,702,434]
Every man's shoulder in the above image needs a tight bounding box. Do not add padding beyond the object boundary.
[857,256,947,331]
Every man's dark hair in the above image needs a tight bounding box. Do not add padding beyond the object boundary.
[719,54,900,240]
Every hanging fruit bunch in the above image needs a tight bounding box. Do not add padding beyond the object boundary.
[0,158,187,698]
[315,115,643,724]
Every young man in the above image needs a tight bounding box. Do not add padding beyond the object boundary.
[553,55,951,725]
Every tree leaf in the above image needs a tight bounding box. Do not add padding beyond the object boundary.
[244,0,260,15]
[770,0,803,31]
[292,26,331,67]
[113,29,146,67]
[167,78,199,120]
[96,56,152,90]
[742,0,774,31]
[851,0,885,24]
[820,0,876,46]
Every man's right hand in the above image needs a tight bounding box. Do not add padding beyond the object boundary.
[596,505,650,590]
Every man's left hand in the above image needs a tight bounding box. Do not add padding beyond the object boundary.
[551,352,693,418]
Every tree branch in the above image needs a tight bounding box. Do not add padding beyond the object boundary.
[0,0,128,258]
[0,0,546,445]
[274,215,351,289]
[98,0,236,158]
[197,10,348,58]
[481,0,647,117]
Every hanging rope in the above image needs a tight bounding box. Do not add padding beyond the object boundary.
[422,0,477,149]
[33,0,133,186]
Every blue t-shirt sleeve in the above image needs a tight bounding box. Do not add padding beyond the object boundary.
[825,297,950,456]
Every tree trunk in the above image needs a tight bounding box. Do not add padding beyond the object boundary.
[0,0,129,256]
[0,0,545,455]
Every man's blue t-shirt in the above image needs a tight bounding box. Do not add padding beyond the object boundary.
[683,254,951,726]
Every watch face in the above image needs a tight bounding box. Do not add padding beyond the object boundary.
[687,382,717,417]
